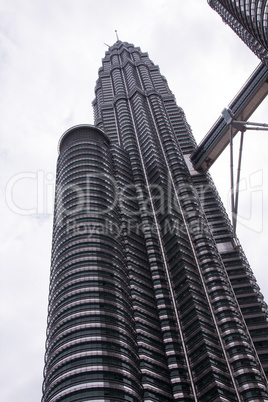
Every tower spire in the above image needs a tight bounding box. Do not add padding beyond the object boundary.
[115,30,119,41]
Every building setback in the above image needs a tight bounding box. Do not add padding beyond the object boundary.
[42,41,268,401]
[208,0,268,64]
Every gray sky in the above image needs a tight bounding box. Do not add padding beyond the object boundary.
[0,1,267,401]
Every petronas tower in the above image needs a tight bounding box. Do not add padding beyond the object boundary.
[42,41,268,402]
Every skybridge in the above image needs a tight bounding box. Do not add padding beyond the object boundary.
[190,62,268,235]
[191,62,268,173]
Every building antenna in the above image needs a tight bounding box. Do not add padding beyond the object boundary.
[115,30,119,41]
[104,43,110,48]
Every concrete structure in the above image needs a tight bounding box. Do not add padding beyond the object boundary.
[208,0,268,64]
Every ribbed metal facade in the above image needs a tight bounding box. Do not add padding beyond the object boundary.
[43,42,268,401]
[208,0,268,64]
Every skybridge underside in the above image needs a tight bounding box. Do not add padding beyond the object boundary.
[191,62,268,172]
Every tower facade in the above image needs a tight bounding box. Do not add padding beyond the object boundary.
[43,41,268,402]
[208,0,268,64]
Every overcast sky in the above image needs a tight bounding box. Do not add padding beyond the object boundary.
[1,1,268,401]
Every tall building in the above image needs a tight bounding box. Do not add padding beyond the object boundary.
[208,0,268,64]
[42,41,268,402]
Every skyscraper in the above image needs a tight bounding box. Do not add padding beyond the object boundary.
[42,41,268,401]
[208,0,268,64]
